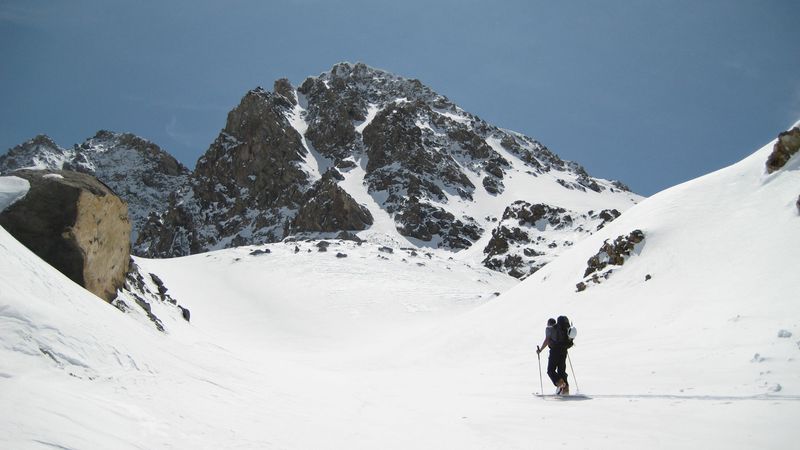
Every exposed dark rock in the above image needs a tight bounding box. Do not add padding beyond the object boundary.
[292,173,373,233]
[336,231,363,242]
[138,87,310,255]
[611,180,631,192]
[378,246,394,253]
[336,159,358,170]
[179,306,191,322]
[298,75,361,162]
[584,230,645,278]
[336,252,348,258]
[1,169,131,302]
[394,197,481,249]
[316,241,331,252]
[113,260,190,330]
[576,230,645,292]
[595,209,622,230]
[482,176,503,195]
[149,272,170,299]
[273,78,297,106]
[766,127,800,173]
[134,197,198,258]
[250,248,271,256]
[483,202,627,278]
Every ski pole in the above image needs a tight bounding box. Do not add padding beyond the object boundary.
[567,353,579,393]
[536,346,544,396]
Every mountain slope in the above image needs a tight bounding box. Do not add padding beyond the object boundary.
[0,63,639,278]
[134,62,640,279]
[410,125,800,400]
[2,127,797,449]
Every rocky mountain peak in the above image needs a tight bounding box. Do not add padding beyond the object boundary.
[0,134,65,173]
[28,134,60,149]
[79,130,189,176]
[1,131,190,247]
[3,63,640,276]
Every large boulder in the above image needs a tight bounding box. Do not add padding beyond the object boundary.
[0,169,131,302]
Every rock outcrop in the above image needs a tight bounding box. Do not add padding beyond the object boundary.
[576,230,645,292]
[0,170,131,302]
[113,260,191,332]
[483,202,622,278]
[766,127,800,173]
[292,170,374,232]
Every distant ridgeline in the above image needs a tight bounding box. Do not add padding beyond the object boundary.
[0,62,640,279]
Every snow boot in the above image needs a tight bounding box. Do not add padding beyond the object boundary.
[555,379,567,395]
[561,384,570,395]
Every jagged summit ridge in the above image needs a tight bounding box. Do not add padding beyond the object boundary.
[2,63,640,276]
[0,131,190,244]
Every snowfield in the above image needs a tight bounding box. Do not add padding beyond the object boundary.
[1,132,799,449]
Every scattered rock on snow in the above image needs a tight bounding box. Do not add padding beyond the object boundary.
[114,260,190,331]
[336,252,348,258]
[179,305,191,322]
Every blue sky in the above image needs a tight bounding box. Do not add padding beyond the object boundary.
[1,0,797,196]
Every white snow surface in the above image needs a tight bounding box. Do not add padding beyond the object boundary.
[0,175,30,212]
[1,134,799,449]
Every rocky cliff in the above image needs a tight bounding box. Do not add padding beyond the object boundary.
[2,62,641,277]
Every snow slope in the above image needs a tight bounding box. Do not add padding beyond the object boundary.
[1,131,799,449]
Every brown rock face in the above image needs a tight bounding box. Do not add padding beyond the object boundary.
[0,170,131,302]
[292,172,373,232]
[766,127,800,173]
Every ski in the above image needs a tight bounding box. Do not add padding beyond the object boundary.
[533,393,592,401]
